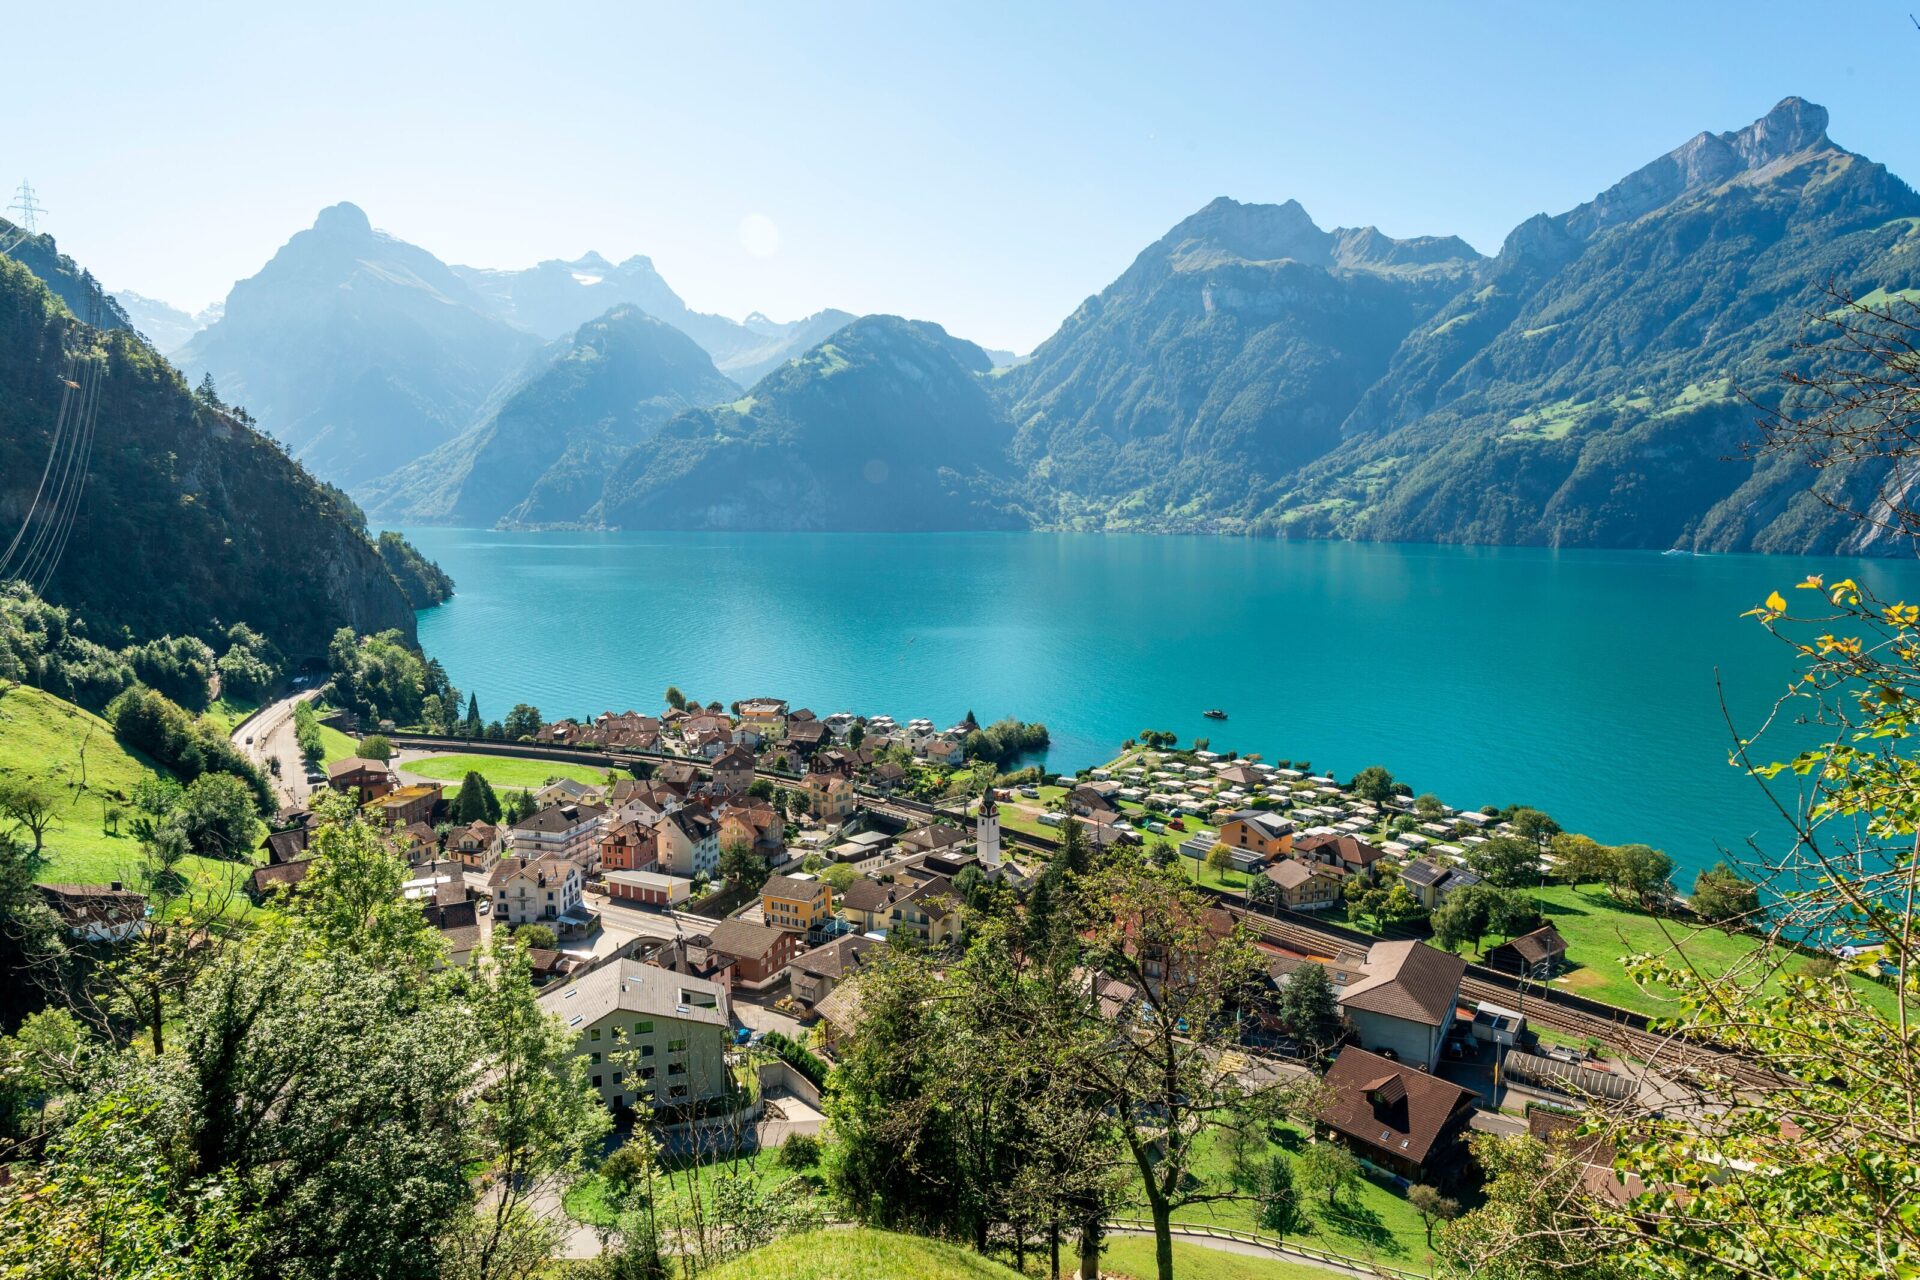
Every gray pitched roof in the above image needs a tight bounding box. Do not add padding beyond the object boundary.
[537,958,729,1031]
[791,934,877,980]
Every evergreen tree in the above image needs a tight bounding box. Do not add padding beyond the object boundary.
[1273,962,1343,1058]
[453,770,502,824]
[1259,1157,1305,1236]
[465,692,482,737]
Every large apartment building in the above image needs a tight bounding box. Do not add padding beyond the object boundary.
[539,961,732,1116]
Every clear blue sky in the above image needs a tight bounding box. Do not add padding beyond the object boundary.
[10,1,1917,352]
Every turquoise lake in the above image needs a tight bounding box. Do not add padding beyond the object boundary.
[401,528,1920,883]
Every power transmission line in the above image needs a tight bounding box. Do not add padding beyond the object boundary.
[6,179,45,233]
[2,278,106,597]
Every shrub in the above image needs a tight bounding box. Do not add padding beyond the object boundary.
[779,1133,822,1169]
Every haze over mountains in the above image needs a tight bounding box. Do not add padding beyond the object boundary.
[104,97,1920,553]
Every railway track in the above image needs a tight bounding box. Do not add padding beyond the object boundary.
[1223,903,1783,1089]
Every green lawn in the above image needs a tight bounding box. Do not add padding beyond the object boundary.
[1179,850,1248,895]
[704,1229,1020,1280]
[565,1147,812,1228]
[316,721,361,766]
[998,803,1066,843]
[1458,884,1905,1022]
[400,753,612,793]
[1101,1237,1347,1280]
[0,685,258,905]
[1128,1125,1432,1274]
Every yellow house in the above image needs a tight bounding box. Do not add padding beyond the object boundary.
[890,875,962,947]
[737,698,789,739]
[1219,809,1296,860]
[802,769,857,823]
[760,872,833,931]
[837,876,899,933]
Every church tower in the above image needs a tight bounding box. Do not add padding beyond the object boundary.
[977,789,1001,867]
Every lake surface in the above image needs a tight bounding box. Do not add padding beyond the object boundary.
[402,528,1920,883]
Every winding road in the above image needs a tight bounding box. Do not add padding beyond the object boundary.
[231,688,320,808]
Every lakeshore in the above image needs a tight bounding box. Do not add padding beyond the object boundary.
[403,527,1920,882]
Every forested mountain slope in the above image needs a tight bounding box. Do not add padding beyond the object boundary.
[598,315,1028,531]
[1002,196,1483,528]
[360,305,740,527]
[1272,97,1920,553]
[0,230,428,660]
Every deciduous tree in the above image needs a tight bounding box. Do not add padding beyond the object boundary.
[1064,862,1310,1280]
[503,704,543,742]
[1349,765,1396,804]
[1688,861,1760,927]
[0,778,59,856]
[1297,1140,1361,1207]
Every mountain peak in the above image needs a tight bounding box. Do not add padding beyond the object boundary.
[313,202,372,237]
[1155,197,1330,271]
[1731,96,1829,167]
[1556,97,1843,243]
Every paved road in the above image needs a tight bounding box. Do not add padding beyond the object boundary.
[232,688,320,808]
[1103,1226,1398,1278]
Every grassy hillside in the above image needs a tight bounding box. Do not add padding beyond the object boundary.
[1136,1125,1432,1273]
[0,683,253,901]
[1473,884,1903,1021]
[702,1229,1022,1280]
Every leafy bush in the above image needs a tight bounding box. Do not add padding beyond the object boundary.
[293,700,325,763]
[106,685,270,813]
[0,582,134,709]
[778,1133,822,1169]
[215,623,282,701]
[961,718,1050,766]
[328,627,454,727]
[760,1031,828,1090]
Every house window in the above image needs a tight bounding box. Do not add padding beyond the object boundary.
[590,1052,601,1065]
[590,1028,601,1041]
[634,1020,654,1035]
[640,1044,654,1058]
[668,1085,688,1099]
[612,1071,622,1084]
[668,1061,687,1076]
[592,1075,602,1087]
[639,1066,656,1080]
[668,1038,688,1052]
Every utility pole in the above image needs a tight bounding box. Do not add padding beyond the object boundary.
[7,180,46,232]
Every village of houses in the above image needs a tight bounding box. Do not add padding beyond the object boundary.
[216,693,1622,1204]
